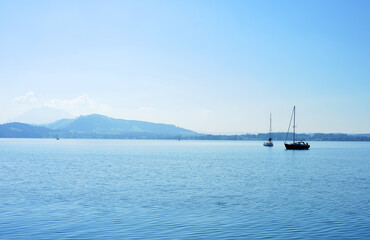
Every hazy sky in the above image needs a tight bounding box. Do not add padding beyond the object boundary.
[1,0,369,133]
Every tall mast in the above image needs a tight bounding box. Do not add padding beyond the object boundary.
[293,106,296,143]
[269,113,272,139]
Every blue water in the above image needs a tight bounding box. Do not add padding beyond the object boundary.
[0,139,369,239]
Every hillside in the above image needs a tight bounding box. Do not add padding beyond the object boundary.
[0,122,53,138]
[44,114,197,136]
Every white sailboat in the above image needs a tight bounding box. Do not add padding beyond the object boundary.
[263,113,273,147]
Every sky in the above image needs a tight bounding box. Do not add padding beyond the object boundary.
[0,0,369,134]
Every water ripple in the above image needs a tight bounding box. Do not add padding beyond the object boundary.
[0,139,369,239]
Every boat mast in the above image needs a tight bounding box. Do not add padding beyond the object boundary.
[284,107,294,143]
[293,106,296,143]
[269,113,272,140]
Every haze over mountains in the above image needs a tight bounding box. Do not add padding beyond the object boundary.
[9,107,74,124]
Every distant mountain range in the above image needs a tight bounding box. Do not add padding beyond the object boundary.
[43,114,197,135]
[0,114,369,141]
[0,114,198,139]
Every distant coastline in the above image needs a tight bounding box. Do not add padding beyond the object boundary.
[187,133,370,142]
[1,133,369,141]
[0,120,369,142]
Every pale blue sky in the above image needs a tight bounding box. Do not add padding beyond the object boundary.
[1,0,369,133]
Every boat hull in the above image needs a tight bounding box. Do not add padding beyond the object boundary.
[285,143,310,150]
[263,142,273,147]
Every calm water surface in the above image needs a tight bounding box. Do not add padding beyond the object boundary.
[0,139,369,239]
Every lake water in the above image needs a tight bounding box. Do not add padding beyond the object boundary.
[0,139,369,239]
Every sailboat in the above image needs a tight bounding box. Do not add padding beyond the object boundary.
[56,120,60,140]
[263,113,273,147]
[284,106,310,150]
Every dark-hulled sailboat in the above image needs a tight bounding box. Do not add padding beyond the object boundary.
[284,106,310,150]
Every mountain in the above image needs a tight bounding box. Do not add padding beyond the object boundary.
[0,122,53,138]
[41,118,75,130]
[9,107,74,124]
[44,114,198,137]
[0,114,198,139]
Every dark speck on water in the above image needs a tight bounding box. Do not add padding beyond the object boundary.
[0,139,369,239]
